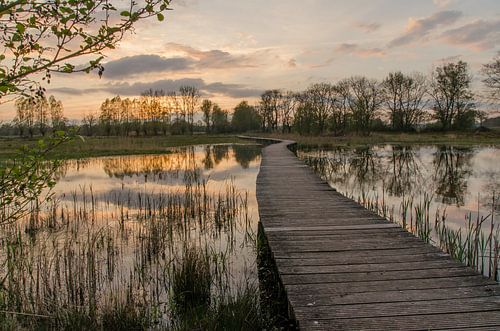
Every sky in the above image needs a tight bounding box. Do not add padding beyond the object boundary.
[1,0,500,121]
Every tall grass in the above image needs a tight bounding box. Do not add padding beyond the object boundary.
[354,187,499,281]
[302,147,500,282]
[0,173,262,329]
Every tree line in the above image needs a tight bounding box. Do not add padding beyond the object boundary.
[258,60,490,135]
[3,56,499,138]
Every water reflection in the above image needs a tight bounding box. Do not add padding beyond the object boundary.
[0,144,263,328]
[57,145,261,185]
[386,146,421,197]
[300,145,499,226]
[433,146,473,206]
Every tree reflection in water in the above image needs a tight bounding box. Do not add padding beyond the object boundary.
[386,145,421,197]
[433,146,473,207]
[299,144,497,229]
[57,145,262,184]
[233,145,262,169]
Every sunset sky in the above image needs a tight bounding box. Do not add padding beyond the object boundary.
[2,0,500,121]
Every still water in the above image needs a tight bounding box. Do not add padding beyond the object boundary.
[1,144,262,327]
[298,145,499,231]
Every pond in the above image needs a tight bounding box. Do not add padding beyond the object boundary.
[298,144,500,279]
[0,144,264,329]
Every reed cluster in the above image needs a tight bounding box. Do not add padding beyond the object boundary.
[0,177,262,329]
[355,189,499,281]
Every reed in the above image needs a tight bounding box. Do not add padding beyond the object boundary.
[0,172,262,329]
[356,188,499,281]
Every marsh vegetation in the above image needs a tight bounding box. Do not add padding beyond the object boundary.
[299,144,500,281]
[0,144,265,329]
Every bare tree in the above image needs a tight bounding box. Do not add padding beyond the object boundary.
[36,97,49,136]
[48,96,66,131]
[179,86,200,133]
[260,90,282,132]
[14,98,36,137]
[429,61,475,130]
[482,52,500,101]
[333,79,351,134]
[82,113,98,136]
[280,91,297,133]
[382,72,427,131]
[347,76,383,135]
[304,83,336,134]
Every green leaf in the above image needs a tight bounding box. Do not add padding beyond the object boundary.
[120,10,130,17]
[16,23,25,34]
[157,13,164,21]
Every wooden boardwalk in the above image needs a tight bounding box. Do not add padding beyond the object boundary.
[256,139,500,330]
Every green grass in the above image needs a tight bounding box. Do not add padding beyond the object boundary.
[256,131,500,148]
[3,131,498,161]
[0,135,247,161]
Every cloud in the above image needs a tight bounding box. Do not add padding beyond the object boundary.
[204,82,263,98]
[51,78,263,99]
[335,43,386,57]
[355,22,381,33]
[166,42,259,69]
[103,55,194,79]
[433,0,455,8]
[50,87,86,95]
[101,44,260,80]
[440,19,500,51]
[388,10,462,47]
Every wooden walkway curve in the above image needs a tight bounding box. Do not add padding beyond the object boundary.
[254,139,500,330]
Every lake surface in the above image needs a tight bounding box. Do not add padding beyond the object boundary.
[298,145,499,226]
[1,144,262,327]
[298,144,500,277]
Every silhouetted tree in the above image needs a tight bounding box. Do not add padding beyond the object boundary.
[259,90,282,132]
[332,79,351,135]
[211,105,230,133]
[302,83,336,135]
[293,101,317,135]
[179,86,200,133]
[347,76,383,135]
[201,99,213,133]
[14,95,63,136]
[82,113,98,136]
[231,101,261,132]
[281,91,297,133]
[482,52,500,101]
[429,61,476,130]
[382,72,427,131]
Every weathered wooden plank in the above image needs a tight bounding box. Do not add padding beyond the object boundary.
[273,245,443,260]
[276,251,451,267]
[280,267,476,285]
[277,259,463,275]
[250,138,500,330]
[298,311,500,330]
[264,223,400,232]
[293,296,500,320]
[288,285,500,307]
[285,275,498,295]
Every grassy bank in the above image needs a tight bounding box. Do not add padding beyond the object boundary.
[2,131,499,161]
[256,131,500,148]
[0,135,246,160]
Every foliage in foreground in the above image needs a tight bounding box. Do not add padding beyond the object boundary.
[0,131,73,223]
